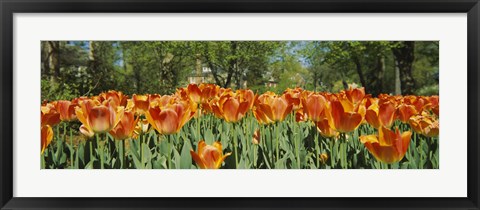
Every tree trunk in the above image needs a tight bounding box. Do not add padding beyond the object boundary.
[195,54,202,84]
[41,42,50,77]
[48,41,60,83]
[202,47,224,87]
[370,55,385,96]
[120,42,128,72]
[225,41,238,88]
[342,80,349,90]
[134,64,142,93]
[205,60,224,87]
[392,41,416,95]
[394,63,402,95]
[352,55,367,92]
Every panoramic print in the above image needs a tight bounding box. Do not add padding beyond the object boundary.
[40,41,439,169]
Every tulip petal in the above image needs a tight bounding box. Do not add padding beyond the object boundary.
[365,109,381,128]
[41,125,53,153]
[157,109,179,135]
[223,98,240,122]
[79,124,94,137]
[190,150,207,169]
[379,102,396,128]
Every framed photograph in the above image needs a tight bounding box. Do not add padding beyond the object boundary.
[1,0,479,209]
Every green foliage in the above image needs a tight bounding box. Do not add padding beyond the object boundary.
[41,41,439,99]
[299,41,438,95]
[41,79,78,101]
[42,113,439,169]
[416,84,439,96]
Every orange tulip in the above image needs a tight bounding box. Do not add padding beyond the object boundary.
[365,100,396,128]
[41,125,53,154]
[190,140,232,169]
[237,89,255,110]
[109,110,138,140]
[169,91,199,117]
[283,87,303,110]
[344,87,365,105]
[130,94,149,115]
[336,92,368,119]
[396,104,418,123]
[316,118,338,138]
[100,90,128,107]
[425,96,439,116]
[409,113,439,137]
[145,100,194,135]
[186,84,202,103]
[360,126,412,163]
[152,95,176,107]
[210,92,250,123]
[326,100,363,133]
[75,99,125,136]
[403,95,427,113]
[41,103,60,127]
[253,92,293,124]
[300,92,327,122]
[295,108,307,122]
[186,83,220,104]
[54,100,78,121]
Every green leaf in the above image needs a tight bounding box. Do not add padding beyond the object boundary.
[130,152,143,169]
[180,139,192,169]
[173,148,181,169]
[78,143,85,165]
[142,143,152,165]
[205,129,214,145]
[84,160,94,169]
[153,156,167,169]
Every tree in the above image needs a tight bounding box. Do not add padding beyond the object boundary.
[303,41,402,95]
[392,41,416,95]
[199,41,283,88]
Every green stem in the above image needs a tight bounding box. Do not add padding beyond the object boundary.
[75,142,79,169]
[253,144,257,169]
[168,135,172,169]
[119,139,124,169]
[292,115,300,169]
[341,133,347,169]
[89,140,93,166]
[245,116,250,168]
[69,128,73,169]
[314,125,320,169]
[232,123,239,168]
[63,123,67,140]
[140,135,144,169]
[329,137,335,168]
[96,134,104,169]
[275,122,280,163]
[260,124,271,169]
[124,139,127,169]
[41,153,45,169]
[196,109,201,141]
[270,124,274,166]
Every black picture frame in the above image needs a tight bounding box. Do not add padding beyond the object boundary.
[1,0,479,209]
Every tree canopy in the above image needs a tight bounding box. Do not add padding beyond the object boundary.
[41,40,439,101]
